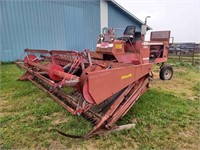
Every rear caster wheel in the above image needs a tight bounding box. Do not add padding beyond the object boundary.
[159,65,173,80]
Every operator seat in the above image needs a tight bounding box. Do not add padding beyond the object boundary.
[122,26,138,53]
[123,25,136,41]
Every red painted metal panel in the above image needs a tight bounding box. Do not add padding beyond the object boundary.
[150,31,171,42]
[87,63,152,104]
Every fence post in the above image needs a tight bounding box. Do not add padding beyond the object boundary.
[192,49,195,65]
[179,50,181,62]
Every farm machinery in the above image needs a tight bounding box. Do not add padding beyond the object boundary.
[15,26,173,138]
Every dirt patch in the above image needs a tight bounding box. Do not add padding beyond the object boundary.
[51,112,62,117]
[0,112,20,117]
[23,114,36,121]
[48,140,67,150]
[51,118,68,125]
[43,116,51,120]
[49,112,69,125]
[177,128,199,150]
[0,100,13,111]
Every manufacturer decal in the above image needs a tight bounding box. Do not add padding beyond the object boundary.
[121,73,132,79]
[115,44,122,49]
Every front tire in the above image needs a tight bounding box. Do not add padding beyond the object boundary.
[159,65,173,80]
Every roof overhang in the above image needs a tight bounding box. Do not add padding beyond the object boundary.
[107,0,152,30]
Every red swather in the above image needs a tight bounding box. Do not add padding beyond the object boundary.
[15,26,173,138]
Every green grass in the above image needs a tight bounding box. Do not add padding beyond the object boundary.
[0,62,199,149]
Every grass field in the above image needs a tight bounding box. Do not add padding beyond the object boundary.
[0,61,200,149]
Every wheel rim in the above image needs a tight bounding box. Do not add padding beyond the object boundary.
[164,69,172,80]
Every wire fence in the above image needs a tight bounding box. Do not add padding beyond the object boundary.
[168,49,200,65]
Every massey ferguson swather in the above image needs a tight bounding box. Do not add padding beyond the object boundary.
[15,26,173,138]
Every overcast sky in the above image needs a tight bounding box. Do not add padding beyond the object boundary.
[115,0,200,43]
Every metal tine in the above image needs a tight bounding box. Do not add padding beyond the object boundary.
[84,114,91,120]
[91,120,96,125]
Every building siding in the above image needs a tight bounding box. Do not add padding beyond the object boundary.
[108,2,141,37]
[1,0,100,61]
[1,0,142,62]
